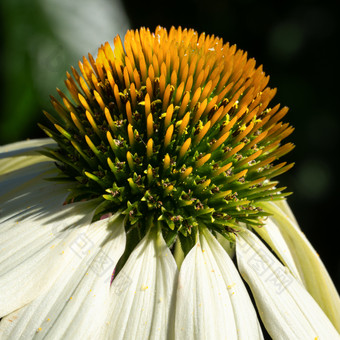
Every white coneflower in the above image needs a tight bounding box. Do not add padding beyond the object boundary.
[0,26,339,339]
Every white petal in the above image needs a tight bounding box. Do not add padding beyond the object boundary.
[0,213,126,339]
[173,230,262,340]
[0,170,70,230]
[0,138,55,154]
[0,138,55,175]
[0,161,59,204]
[236,228,340,339]
[254,218,303,282]
[272,199,298,226]
[259,200,340,331]
[201,229,263,339]
[0,199,100,316]
[100,229,177,340]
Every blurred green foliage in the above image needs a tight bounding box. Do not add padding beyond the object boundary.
[0,0,129,144]
[0,0,57,143]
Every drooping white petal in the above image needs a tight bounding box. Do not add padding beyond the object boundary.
[202,229,263,339]
[0,213,126,339]
[0,161,59,204]
[173,229,263,340]
[272,198,298,226]
[0,138,55,154]
[100,229,177,340]
[0,138,55,175]
[254,218,303,282]
[0,168,70,230]
[0,138,61,208]
[259,200,340,332]
[0,198,100,316]
[236,228,340,339]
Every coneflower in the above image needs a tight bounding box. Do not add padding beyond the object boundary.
[0,26,339,339]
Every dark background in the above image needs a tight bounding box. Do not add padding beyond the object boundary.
[1,0,339,291]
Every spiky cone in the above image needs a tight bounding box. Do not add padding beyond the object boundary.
[0,26,339,339]
[41,27,295,244]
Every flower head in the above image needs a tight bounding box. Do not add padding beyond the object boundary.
[0,26,339,339]
[41,26,294,247]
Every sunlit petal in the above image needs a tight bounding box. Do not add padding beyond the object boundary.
[237,228,340,339]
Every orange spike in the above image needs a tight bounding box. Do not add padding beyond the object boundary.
[130,83,137,108]
[233,122,254,145]
[224,169,248,184]
[85,110,100,136]
[164,153,171,169]
[223,142,245,160]
[210,131,230,152]
[126,101,133,124]
[148,65,155,82]
[178,112,191,137]
[139,55,147,82]
[65,79,81,105]
[174,82,185,105]
[200,80,213,101]
[79,77,92,100]
[179,138,191,159]
[164,104,174,128]
[216,82,234,104]
[189,87,202,110]
[178,92,190,118]
[107,70,115,92]
[162,84,173,112]
[133,68,141,90]
[164,125,174,148]
[214,162,233,176]
[70,112,85,135]
[203,95,218,119]
[195,153,211,168]
[169,69,177,87]
[242,130,268,152]
[180,63,189,83]
[194,121,211,144]
[144,93,151,117]
[180,166,193,180]
[113,35,125,61]
[78,94,92,113]
[159,74,166,98]
[152,53,160,76]
[146,78,153,100]
[147,113,154,138]
[209,106,224,127]
[126,151,134,170]
[184,75,193,93]
[193,98,207,125]
[237,150,262,168]
[146,138,153,159]
[123,67,130,89]
[93,91,105,111]
[193,70,204,92]
[128,124,134,146]
[104,107,115,131]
